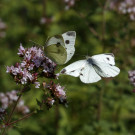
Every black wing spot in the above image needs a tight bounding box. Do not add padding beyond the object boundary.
[65,40,70,44]
[109,64,112,66]
[56,42,61,47]
[80,73,83,76]
[71,70,75,72]
[107,57,110,61]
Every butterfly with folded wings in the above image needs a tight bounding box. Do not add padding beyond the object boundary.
[44,31,76,65]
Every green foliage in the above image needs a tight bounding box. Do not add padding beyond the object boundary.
[0,0,135,135]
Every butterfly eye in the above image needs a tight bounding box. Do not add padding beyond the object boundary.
[61,69,66,74]
[65,40,70,44]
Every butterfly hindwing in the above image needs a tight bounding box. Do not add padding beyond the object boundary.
[61,60,101,83]
[61,60,86,77]
[80,62,101,83]
[44,35,67,65]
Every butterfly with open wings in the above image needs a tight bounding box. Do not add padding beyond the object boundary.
[60,53,120,83]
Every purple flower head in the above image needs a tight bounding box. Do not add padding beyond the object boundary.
[64,0,76,10]
[128,70,135,86]
[6,66,11,73]
[17,100,30,114]
[34,82,40,88]
[47,81,67,104]
[45,97,55,109]
[0,90,29,114]
[17,44,25,56]
[6,44,69,110]
[6,44,57,88]
[110,0,135,20]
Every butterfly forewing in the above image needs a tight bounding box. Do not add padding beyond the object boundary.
[92,61,120,78]
[62,31,76,63]
[91,53,120,77]
[92,53,115,65]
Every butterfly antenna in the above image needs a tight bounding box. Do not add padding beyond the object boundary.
[44,36,50,46]
[74,53,85,56]
[74,53,86,59]
[87,50,89,57]
[29,40,44,50]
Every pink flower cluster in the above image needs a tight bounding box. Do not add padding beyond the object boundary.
[128,70,135,86]
[6,44,57,88]
[6,45,67,109]
[44,81,67,108]
[64,0,76,10]
[110,0,135,20]
[0,90,29,114]
[40,17,53,25]
[45,98,55,109]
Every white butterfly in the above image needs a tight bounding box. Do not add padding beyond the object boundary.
[60,53,120,83]
[44,31,76,65]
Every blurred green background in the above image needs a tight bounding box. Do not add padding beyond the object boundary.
[1,0,135,135]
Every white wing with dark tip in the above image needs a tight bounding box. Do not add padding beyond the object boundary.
[92,53,115,65]
[62,31,76,63]
[91,53,120,77]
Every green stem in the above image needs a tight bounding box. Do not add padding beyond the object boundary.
[7,111,35,127]
[1,88,24,135]
[97,89,104,121]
